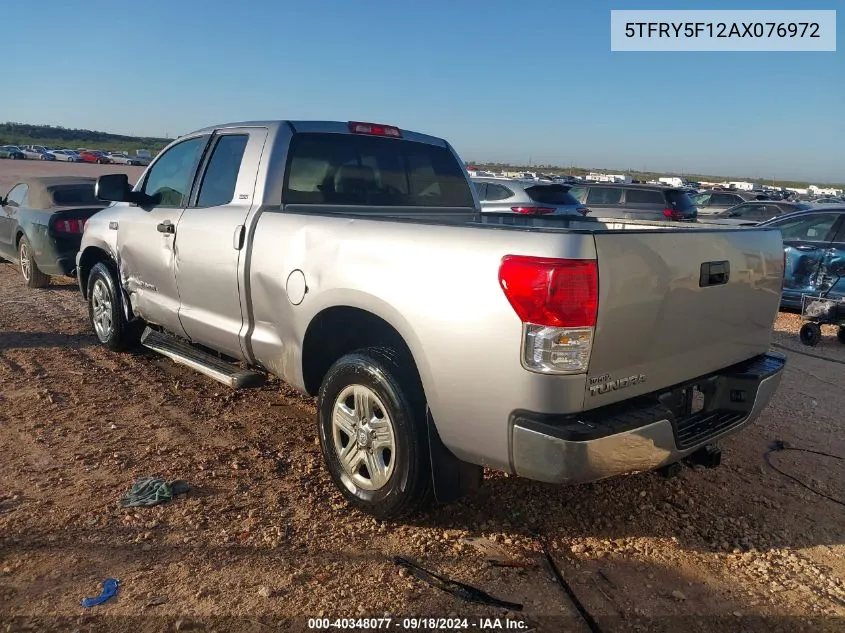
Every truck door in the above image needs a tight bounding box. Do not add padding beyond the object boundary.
[173,127,268,360]
[116,134,210,336]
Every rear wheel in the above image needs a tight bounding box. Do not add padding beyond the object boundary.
[837,327,845,345]
[18,236,49,288]
[87,262,144,352]
[799,322,822,347]
[317,347,433,519]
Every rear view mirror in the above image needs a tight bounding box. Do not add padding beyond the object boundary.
[95,173,131,202]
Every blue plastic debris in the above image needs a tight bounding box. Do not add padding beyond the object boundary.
[80,578,119,608]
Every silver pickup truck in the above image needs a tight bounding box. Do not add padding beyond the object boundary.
[77,120,786,519]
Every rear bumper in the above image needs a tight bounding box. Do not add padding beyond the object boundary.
[38,253,78,277]
[510,352,785,484]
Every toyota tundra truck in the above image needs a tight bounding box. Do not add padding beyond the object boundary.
[76,120,786,519]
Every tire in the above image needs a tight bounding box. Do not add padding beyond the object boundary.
[18,236,49,288]
[799,322,822,347]
[837,327,845,345]
[86,261,144,352]
[317,347,433,520]
[97,158,104,164]
[40,155,47,160]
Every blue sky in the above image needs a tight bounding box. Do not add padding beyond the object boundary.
[4,0,843,182]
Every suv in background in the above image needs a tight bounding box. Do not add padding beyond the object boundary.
[472,177,587,216]
[692,190,769,215]
[567,183,697,221]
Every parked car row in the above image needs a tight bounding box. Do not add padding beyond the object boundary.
[0,119,791,519]
[0,144,151,165]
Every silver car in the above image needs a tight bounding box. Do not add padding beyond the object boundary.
[472,177,587,216]
[49,149,82,162]
[22,146,56,161]
[108,152,149,166]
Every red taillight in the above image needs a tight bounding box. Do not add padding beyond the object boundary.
[662,207,683,220]
[53,218,85,234]
[576,207,589,216]
[348,121,402,138]
[498,256,598,327]
[511,206,555,215]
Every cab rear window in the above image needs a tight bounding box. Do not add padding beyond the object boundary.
[283,133,474,208]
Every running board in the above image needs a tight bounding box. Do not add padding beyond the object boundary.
[141,327,266,389]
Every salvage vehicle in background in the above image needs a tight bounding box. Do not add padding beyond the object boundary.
[472,176,587,216]
[696,200,813,226]
[691,190,770,215]
[759,207,845,310]
[78,119,786,519]
[0,145,26,160]
[0,177,109,288]
[568,182,697,221]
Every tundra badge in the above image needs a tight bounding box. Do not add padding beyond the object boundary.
[588,373,647,396]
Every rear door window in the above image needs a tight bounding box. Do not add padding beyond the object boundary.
[711,193,740,206]
[525,184,578,205]
[194,134,249,207]
[486,183,514,201]
[585,187,623,205]
[624,189,664,205]
[691,192,711,205]
[569,185,587,202]
[283,133,474,208]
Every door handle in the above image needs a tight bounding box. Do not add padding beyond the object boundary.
[794,244,819,251]
[156,220,174,234]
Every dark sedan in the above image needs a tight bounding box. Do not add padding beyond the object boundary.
[0,177,110,288]
[697,200,814,226]
[0,145,25,159]
[759,207,845,310]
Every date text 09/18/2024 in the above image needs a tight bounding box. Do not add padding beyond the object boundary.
[307,617,528,630]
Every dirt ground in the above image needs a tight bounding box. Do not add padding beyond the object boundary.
[0,163,844,633]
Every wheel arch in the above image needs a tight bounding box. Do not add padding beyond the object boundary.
[300,303,482,503]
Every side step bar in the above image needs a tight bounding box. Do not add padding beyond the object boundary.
[141,327,266,389]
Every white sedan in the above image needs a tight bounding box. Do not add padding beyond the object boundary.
[108,152,149,166]
[49,149,83,162]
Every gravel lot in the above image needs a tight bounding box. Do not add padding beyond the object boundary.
[0,163,844,632]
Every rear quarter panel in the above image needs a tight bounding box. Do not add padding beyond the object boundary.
[245,212,598,471]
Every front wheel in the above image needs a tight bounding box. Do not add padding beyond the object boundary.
[18,236,50,288]
[317,347,433,519]
[87,262,144,352]
[799,322,822,347]
[837,326,845,345]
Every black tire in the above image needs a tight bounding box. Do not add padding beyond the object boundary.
[837,327,845,345]
[86,261,144,352]
[799,322,822,347]
[317,347,433,520]
[18,236,49,288]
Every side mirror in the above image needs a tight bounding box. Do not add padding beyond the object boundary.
[95,173,132,202]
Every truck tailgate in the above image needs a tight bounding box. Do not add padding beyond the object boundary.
[585,228,783,409]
